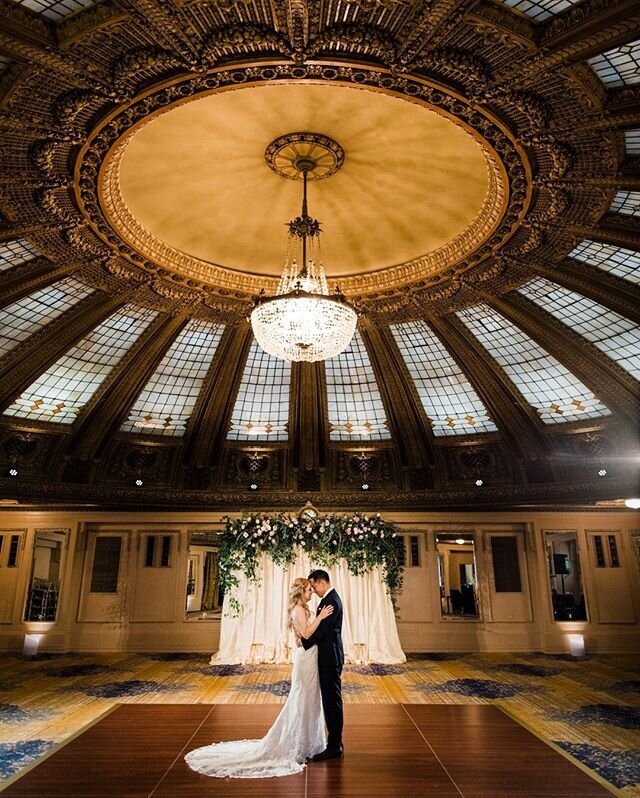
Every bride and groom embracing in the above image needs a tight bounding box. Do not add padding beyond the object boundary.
[185,569,344,779]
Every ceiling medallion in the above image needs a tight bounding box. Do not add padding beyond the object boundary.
[250,133,357,362]
[264,132,345,181]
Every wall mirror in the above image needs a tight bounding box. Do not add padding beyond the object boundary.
[436,532,479,619]
[23,530,67,622]
[544,531,587,621]
[186,532,223,620]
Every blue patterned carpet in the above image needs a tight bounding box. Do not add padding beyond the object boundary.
[0,651,638,795]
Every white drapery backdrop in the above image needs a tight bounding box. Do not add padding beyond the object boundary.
[211,548,405,665]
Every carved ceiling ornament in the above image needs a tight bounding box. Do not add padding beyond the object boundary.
[79,62,525,298]
[0,4,622,320]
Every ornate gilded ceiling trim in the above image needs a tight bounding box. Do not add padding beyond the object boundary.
[75,60,527,297]
[1,474,637,511]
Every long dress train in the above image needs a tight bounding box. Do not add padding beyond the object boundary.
[185,644,326,778]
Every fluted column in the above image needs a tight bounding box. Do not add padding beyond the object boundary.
[0,288,134,410]
[64,310,190,461]
[290,360,327,487]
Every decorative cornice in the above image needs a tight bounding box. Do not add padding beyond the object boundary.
[1,474,637,511]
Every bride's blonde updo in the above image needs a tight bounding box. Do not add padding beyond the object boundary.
[288,577,311,629]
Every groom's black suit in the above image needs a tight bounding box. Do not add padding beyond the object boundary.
[302,588,344,751]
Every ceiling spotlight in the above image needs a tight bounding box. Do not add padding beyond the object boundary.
[135,478,143,486]
[625,498,640,509]
[361,482,370,491]
[598,469,607,477]
[8,468,18,477]
[455,538,466,545]
[475,478,483,487]
[249,482,259,491]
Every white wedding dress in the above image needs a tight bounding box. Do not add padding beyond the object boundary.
[185,640,326,778]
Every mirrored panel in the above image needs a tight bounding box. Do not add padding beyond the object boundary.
[545,531,587,621]
[23,530,66,622]
[436,532,479,619]
[186,532,223,620]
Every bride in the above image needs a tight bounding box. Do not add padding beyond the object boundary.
[185,577,334,778]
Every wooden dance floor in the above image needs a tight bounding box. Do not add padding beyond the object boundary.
[1,704,613,797]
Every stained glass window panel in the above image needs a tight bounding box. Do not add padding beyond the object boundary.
[0,239,41,272]
[122,319,225,437]
[500,0,579,21]
[569,240,640,285]
[3,304,158,424]
[325,330,391,441]
[517,279,640,380]
[456,304,611,423]
[12,0,100,21]
[589,40,640,87]
[227,341,291,441]
[0,277,95,359]
[625,130,640,155]
[609,191,640,217]
[390,320,497,436]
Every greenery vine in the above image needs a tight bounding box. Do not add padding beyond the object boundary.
[218,512,404,605]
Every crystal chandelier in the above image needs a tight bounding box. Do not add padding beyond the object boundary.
[250,133,357,362]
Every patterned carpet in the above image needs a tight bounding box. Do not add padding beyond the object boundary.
[1,652,638,796]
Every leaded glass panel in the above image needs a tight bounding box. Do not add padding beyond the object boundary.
[122,319,225,436]
[569,240,640,285]
[456,304,611,423]
[517,278,640,381]
[12,0,100,21]
[227,341,290,441]
[500,0,580,21]
[0,277,95,359]
[325,330,391,440]
[589,40,640,87]
[0,239,41,272]
[3,304,158,424]
[625,130,640,155]
[390,320,497,436]
[609,191,640,217]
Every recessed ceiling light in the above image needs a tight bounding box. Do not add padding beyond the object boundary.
[598,469,607,477]
[475,479,483,487]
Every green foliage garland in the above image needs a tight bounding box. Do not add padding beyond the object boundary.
[218,512,404,603]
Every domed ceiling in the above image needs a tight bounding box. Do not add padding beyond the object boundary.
[0,0,638,510]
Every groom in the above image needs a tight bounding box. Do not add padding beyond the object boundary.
[302,569,344,760]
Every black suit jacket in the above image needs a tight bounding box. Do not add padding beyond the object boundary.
[302,589,344,669]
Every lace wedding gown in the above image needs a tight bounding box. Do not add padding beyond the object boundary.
[185,643,326,778]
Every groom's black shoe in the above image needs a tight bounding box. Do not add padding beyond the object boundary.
[312,745,344,761]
